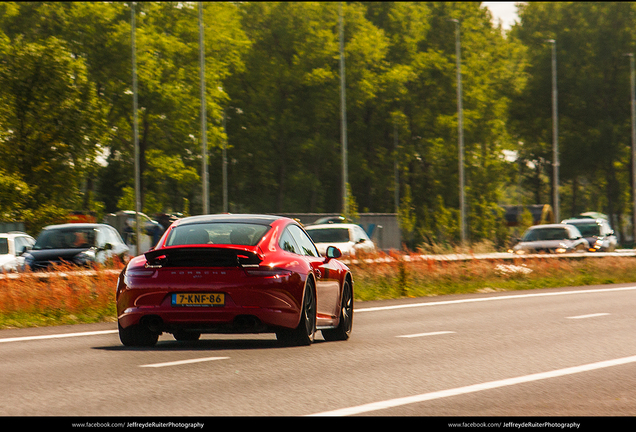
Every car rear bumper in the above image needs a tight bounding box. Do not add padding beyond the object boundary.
[117,287,302,334]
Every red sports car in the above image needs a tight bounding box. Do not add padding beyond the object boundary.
[116,214,353,347]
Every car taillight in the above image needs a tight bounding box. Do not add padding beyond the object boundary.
[126,269,156,277]
[244,266,292,278]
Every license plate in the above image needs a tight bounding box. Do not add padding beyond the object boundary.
[172,293,225,307]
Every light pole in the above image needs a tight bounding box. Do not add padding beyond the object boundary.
[450,18,466,245]
[626,53,636,243]
[131,2,141,255]
[339,3,348,218]
[546,39,559,223]
[199,2,209,215]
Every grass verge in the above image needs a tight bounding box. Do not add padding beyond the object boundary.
[2,255,636,329]
[349,253,636,301]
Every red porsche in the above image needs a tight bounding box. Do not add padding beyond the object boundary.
[116,214,353,347]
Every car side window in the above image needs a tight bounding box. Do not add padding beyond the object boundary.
[288,225,319,257]
[279,228,299,254]
[354,226,369,242]
[14,237,27,254]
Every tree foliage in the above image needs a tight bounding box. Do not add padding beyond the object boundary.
[3,2,634,247]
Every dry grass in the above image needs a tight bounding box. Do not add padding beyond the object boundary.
[349,252,636,301]
[2,253,636,329]
[0,263,122,329]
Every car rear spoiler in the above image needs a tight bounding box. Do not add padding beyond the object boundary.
[144,247,263,268]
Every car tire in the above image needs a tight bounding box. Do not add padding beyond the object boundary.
[322,279,353,341]
[118,322,159,347]
[173,330,201,342]
[276,279,316,346]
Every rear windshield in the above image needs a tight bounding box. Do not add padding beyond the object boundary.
[33,228,97,250]
[568,223,599,237]
[305,227,350,243]
[165,223,270,247]
[0,238,8,255]
[522,228,569,241]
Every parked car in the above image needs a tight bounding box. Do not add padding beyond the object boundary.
[116,214,353,347]
[511,224,589,254]
[562,218,617,252]
[0,232,36,272]
[304,223,376,257]
[24,223,129,270]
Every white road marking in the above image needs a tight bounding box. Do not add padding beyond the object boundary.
[566,313,610,319]
[140,356,229,368]
[0,330,118,344]
[397,331,455,338]
[355,285,636,313]
[308,354,636,416]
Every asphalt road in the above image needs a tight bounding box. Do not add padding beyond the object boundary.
[1,283,636,418]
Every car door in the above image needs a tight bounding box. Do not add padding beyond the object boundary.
[287,224,340,322]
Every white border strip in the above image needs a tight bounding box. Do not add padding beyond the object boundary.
[355,286,636,313]
[0,330,118,344]
[309,354,636,416]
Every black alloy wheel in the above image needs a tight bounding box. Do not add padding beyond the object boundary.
[276,278,316,346]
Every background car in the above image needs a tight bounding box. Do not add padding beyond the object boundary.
[116,214,354,347]
[24,223,129,270]
[304,223,376,257]
[562,218,617,252]
[0,232,35,272]
[511,224,589,254]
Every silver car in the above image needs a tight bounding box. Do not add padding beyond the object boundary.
[511,224,589,254]
[562,218,617,252]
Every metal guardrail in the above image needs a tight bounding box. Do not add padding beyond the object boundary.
[0,269,121,280]
[341,249,636,265]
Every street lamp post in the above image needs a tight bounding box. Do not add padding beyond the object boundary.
[546,39,559,223]
[339,3,348,218]
[199,2,209,215]
[450,18,466,245]
[131,3,141,255]
[626,53,636,243]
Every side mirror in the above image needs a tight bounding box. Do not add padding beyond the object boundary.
[325,246,342,260]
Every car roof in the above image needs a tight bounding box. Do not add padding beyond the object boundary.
[173,214,287,227]
[0,231,33,238]
[563,218,605,224]
[305,224,357,230]
[42,223,113,230]
[527,224,570,229]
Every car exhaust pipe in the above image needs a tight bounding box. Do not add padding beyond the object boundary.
[233,315,261,330]
[141,315,164,333]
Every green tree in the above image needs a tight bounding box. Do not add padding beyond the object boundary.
[0,35,98,231]
[510,2,636,235]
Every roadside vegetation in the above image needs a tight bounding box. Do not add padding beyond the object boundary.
[3,254,636,330]
[350,253,636,301]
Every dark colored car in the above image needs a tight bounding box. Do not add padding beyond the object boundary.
[562,218,617,252]
[24,223,129,270]
[116,214,354,347]
[511,224,589,254]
